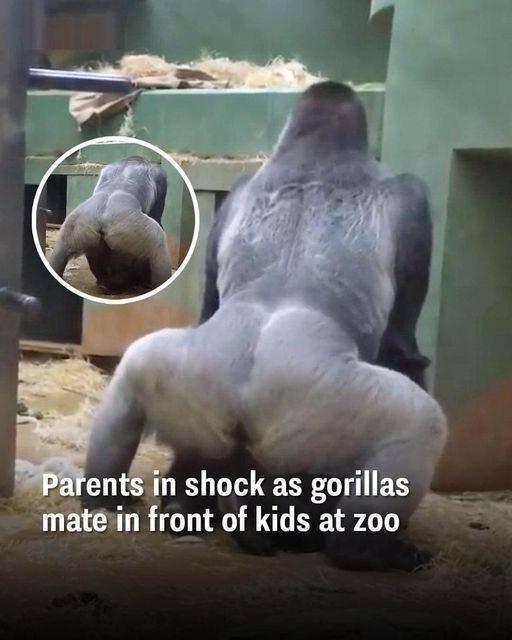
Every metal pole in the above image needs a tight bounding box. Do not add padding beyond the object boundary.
[28,68,134,93]
[0,1,29,496]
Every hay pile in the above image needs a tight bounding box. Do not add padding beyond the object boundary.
[19,355,106,404]
[71,55,385,128]
[84,54,324,90]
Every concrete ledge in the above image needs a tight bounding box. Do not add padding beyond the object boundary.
[26,87,385,165]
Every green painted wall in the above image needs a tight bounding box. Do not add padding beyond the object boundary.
[124,0,389,83]
[436,151,512,412]
[26,89,384,160]
[379,0,512,401]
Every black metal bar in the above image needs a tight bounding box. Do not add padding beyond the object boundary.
[0,288,42,318]
[0,1,29,496]
[29,67,133,92]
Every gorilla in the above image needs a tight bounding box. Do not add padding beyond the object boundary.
[49,156,173,293]
[84,82,447,571]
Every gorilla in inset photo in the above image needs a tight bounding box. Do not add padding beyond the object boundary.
[48,156,173,293]
[84,82,447,572]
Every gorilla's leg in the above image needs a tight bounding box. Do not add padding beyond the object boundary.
[84,321,243,511]
[244,307,447,571]
[85,238,111,287]
[102,209,173,288]
[322,373,447,571]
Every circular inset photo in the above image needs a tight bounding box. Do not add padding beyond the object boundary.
[32,137,199,304]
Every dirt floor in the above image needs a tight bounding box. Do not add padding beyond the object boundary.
[44,228,151,300]
[1,356,511,639]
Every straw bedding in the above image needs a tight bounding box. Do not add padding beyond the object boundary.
[0,357,510,637]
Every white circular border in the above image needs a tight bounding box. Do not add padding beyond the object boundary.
[31,136,200,305]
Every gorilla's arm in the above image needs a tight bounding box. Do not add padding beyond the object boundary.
[148,165,168,226]
[377,174,432,389]
[49,211,80,277]
[49,202,101,277]
[199,175,251,324]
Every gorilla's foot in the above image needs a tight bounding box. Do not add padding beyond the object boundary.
[325,532,432,572]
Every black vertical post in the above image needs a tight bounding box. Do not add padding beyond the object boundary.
[0,1,29,496]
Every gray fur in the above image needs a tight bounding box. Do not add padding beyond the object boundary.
[49,156,172,292]
[84,83,447,570]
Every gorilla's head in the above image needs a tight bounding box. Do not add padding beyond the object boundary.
[278,81,368,154]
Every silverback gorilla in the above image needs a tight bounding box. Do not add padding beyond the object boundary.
[84,82,447,571]
[49,156,172,292]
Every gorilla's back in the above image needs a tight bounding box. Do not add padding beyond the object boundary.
[94,156,163,219]
[216,155,397,361]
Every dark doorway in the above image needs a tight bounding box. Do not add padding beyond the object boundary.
[21,180,82,343]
